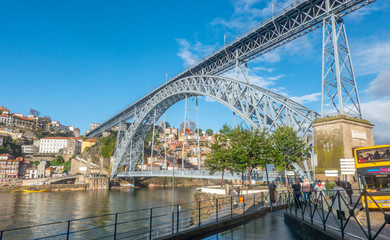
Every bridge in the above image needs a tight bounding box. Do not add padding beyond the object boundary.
[118,170,284,181]
[86,0,377,180]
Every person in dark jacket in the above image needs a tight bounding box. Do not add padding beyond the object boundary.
[292,179,302,209]
[345,181,353,204]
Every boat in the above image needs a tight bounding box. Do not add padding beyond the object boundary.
[22,189,47,193]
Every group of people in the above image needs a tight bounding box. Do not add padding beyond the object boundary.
[291,178,354,220]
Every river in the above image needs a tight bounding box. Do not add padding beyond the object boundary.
[0,187,298,239]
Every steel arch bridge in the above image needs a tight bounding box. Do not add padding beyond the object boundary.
[111,75,319,179]
[85,0,378,180]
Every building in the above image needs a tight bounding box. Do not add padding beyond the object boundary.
[12,115,33,129]
[89,123,101,131]
[37,161,49,178]
[39,137,82,154]
[0,106,10,115]
[81,138,98,153]
[0,114,13,126]
[22,145,39,155]
[0,154,22,181]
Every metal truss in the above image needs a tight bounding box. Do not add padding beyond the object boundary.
[321,13,361,118]
[117,170,284,182]
[87,0,375,138]
[110,75,320,179]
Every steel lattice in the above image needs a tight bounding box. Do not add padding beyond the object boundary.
[110,75,319,179]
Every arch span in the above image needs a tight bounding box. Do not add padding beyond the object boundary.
[111,75,319,179]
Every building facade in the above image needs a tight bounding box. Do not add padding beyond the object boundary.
[0,154,22,181]
[39,137,82,154]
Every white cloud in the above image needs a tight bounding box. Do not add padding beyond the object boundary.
[204,96,217,103]
[221,68,283,88]
[290,92,321,104]
[211,0,291,33]
[353,41,390,76]
[345,1,385,22]
[253,66,275,72]
[361,99,390,145]
[365,70,390,98]
[176,39,218,67]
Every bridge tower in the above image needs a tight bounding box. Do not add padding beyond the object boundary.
[315,0,373,181]
[321,2,361,118]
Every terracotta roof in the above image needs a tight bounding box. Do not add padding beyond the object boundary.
[42,137,82,140]
[84,138,97,142]
[19,117,32,121]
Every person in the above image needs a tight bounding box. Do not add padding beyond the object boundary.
[302,178,311,205]
[333,181,348,220]
[292,179,302,209]
[345,181,353,204]
[314,180,326,206]
[269,181,277,204]
[239,195,244,210]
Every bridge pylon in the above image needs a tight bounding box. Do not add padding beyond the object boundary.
[321,12,362,118]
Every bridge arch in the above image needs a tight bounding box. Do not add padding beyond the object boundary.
[112,75,319,178]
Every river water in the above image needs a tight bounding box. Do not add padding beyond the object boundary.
[0,187,298,239]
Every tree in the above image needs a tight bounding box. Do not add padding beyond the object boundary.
[230,128,272,187]
[180,121,196,132]
[205,129,213,135]
[55,156,65,164]
[271,126,309,186]
[29,109,40,117]
[205,124,232,186]
[164,121,170,128]
[195,128,203,136]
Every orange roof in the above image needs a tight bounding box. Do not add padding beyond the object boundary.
[42,137,82,140]
[0,108,9,111]
[84,138,97,143]
[19,117,32,121]
[0,114,9,117]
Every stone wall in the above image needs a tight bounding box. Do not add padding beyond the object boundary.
[313,115,374,171]
[191,192,231,225]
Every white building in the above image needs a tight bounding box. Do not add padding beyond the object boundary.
[39,137,82,154]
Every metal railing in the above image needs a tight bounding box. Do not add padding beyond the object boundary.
[0,188,289,240]
[285,188,390,240]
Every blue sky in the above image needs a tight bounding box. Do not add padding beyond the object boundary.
[1,0,389,144]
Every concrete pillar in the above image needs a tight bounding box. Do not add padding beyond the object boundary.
[312,115,374,174]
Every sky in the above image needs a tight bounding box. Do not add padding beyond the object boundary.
[1,0,389,144]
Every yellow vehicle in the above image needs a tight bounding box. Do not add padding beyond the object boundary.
[354,144,390,209]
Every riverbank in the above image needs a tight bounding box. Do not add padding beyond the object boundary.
[0,183,89,192]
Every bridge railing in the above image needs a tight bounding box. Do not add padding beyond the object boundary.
[285,188,390,240]
[0,188,290,240]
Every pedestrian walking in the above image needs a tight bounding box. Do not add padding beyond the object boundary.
[314,180,326,207]
[345,181,353,204]
[239,195,244,210]
[302,178,311,205]
[333,181,348,220]
[292,179,302,209]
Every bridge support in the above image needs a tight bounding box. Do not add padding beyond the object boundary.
[321,13,361,118]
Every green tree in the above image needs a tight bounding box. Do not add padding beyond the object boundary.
[230,128,271,186]
[205,124,232,186]
[205,129,213,135]
[55,155,65,164]
[271,126,309,185]
[100,132,117,158]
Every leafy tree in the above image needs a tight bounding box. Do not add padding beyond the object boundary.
[270,126,309,185]
[230,128,271,186]
[164,121,170,128]
[195,128,203,136]
[55,155,65,164]
[29,109,40,116]
[180,121,196,132]
[99,132,117,158]
[205,124,232,186]
[205,129,213,135]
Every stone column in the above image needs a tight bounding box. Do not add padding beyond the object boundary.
[312,115,374,179]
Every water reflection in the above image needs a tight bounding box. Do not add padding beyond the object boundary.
[0,187,196,239]
[203,211,299,240]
